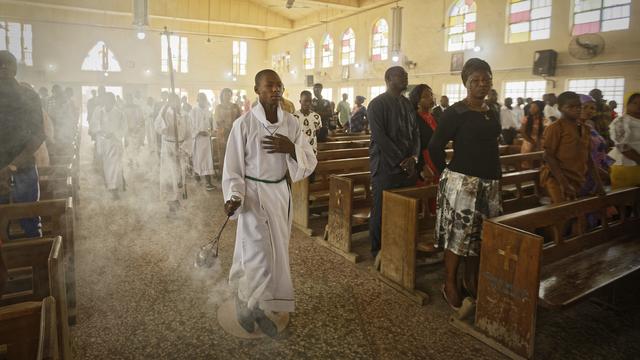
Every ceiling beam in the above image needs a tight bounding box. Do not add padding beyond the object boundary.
[296,0,360,10]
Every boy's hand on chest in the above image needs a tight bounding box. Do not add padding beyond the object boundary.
[262,133,295,156]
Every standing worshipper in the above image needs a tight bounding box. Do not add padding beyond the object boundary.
[181,95,192,114]
[409,84,439,187]
[514,97,525,124]
[86,89,99,126]
[48,84,76,147]
[142,96,158,155]
[38,87,49,112]
[608,93,640,188]
[539,91,604,204]
[336,93,351,128]
[588,88,613,146]
[293,90,323,155]
[90,93,127,200]
[222,69,317,337]
[578,94,613,197]
[0,50,45,238]
[311,83,333,142]
[190,93,216,191]
[242,94,251,114]
[155,93,190,217]
[485,89,501,114]
[122,93,145,167]
[609,100,618,120]
[500,97,519,145]
[520,100,546,169]
[543,93,561,124]
[349,96,368,133]
[367,66,420,260]
[432,95,449,123]
[64,87,79,123]
[428,58,502,309]
[214,88,242,172]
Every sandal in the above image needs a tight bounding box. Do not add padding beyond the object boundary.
[441,284,461,311]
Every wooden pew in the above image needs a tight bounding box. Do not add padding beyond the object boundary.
[326,134,370,142]
[0,199,76,326]
[292,157,369,235]
[451,187,640,359]
[2,236,70,359]
[376,169,542,304]
[318,172,371,262]
[0,296,58,360]
[316,147,369,161]
[317,139,370,151]
[500,151,543,173]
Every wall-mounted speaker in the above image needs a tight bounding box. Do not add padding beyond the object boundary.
[305,75,314,87]
[533,49,557,77]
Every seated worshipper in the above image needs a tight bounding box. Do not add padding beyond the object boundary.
[500,97,519,145]
[0,50,45,238]
[293,90,323,155]
[190,93,216,191]
[408,84,439,187]
[222,69,317,337]
[578,94,613,195]
[349,96,368,133]
[368,66,420,260]
[90,93,128,200]
[608,93,640,188]
[336,93,351,128]
[519,100,546,169]
[155,93,191,217]
[428,58,502,310]
[540,92,604,205]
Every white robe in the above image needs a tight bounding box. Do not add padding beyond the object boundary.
[190,106,215,176]
[154,106,190,202]
[222,104,317,313]
[90,107,127,190]
[142,103,158,151]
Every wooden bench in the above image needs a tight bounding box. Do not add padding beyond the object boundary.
[318,172,371,262]
[316,147,369,161]
[1,236,70,359]
[377,169,542,305]
[0,199,76,326]
[0,296,58,360]
[451,186,640,359]
[292,157,369,235]
[326,134,370,142]
[500,151,543,173]
[317,140,370,151]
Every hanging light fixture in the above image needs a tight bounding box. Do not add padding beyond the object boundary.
[391,4,403,63]
[132,0,149,40]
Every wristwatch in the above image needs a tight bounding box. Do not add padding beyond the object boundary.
[413,156,418,164]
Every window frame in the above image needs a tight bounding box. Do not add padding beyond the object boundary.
[502,80,547,101]
[161,34,189,73]
[371,18,389,61]
[232,40,248,76]
[572,0,631,35]
[446,0,477,52]
[566,76,626,109]
[0,20,33,66]
[321,33,334,69]
[506,0,553,43]
[442,83,466,104]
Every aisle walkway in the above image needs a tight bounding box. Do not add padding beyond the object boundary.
[69,137,639,359]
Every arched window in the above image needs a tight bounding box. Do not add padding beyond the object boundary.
[321,34,334,68]
[572,0,631,35]
[81,41,121,72]
[507,0,553,43]
[371,19,389,61]
[304,38,315,70]
[341,28,356,66]
[447,0,477,52]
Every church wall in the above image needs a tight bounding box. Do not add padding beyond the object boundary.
[266,0,640,106]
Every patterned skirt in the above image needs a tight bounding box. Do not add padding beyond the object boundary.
[435,169,502,256]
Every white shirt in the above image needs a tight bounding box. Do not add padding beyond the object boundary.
[292,110,323,155]
[190,106,214,137]
[609,113,640,166]
[500,106,519,130]
[544,104,561,122]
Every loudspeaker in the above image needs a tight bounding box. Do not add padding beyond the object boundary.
[533,49,557,76]
[305,75,314,87]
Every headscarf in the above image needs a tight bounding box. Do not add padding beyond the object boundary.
[461,58,492,84]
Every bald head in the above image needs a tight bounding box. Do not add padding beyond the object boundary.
[0,50,18,80]
[255,69,279,87]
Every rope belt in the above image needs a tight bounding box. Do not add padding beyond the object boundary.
[245,175,287,184]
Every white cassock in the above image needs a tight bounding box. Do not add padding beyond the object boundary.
[154,106,190,202]
[222,104,317,313]
[142,103,157,152]
[190,106,215,176]
[90,107,127,190]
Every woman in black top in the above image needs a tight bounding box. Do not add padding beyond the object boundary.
[427,58,502,310]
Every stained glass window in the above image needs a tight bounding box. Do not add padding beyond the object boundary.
[447,0,477,52]
[371,19,389,61]
[304,38,315,70]
[321,34,334,68]
[341,28,356,66]
[507,0,552,43]
[572,0,631,35]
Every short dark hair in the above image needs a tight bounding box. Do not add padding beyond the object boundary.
[461,58,492,84]
[408,84,432,111]
[254,69,279,86]
[384,66,406,82]
[300,90,312,98]
[557,91,580,108]
[0,50,17,66]
[313,83,323,88]
[627,93,640,106]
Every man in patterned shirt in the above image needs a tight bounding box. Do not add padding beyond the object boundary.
[293,90,322,155]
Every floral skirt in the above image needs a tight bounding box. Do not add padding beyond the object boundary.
[435,169,502,256]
